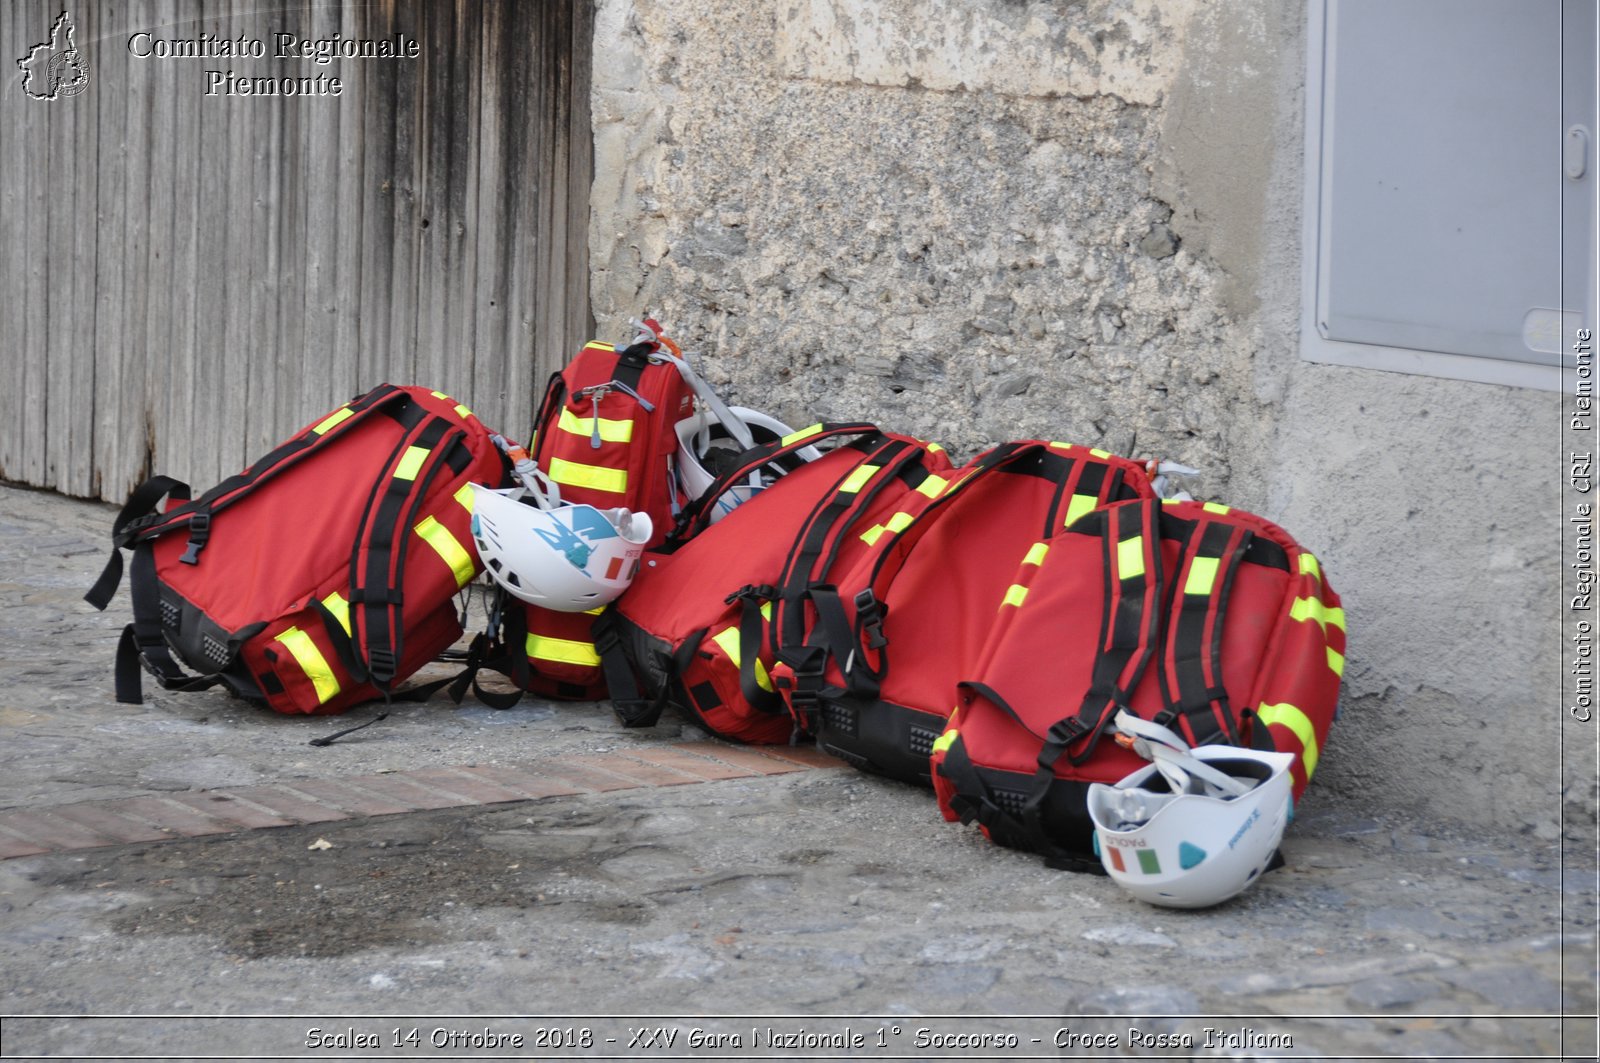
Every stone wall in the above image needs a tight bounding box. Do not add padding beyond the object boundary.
[588,0,1573,837]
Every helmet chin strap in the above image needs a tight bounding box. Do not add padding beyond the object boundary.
[632,318,759,453]
[1112,710,1254,800]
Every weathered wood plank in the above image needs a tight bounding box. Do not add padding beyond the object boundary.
[138,0,179,495]
[4,0,592,501]
[330,0,364,404]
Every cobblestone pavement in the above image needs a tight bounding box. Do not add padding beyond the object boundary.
[0,482,1595,1061]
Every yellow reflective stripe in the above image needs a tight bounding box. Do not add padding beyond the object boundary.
[1023,542,1049,566]
[312,407,353,435]
[415,516,477,588]
[430,390,449,399]
[1064,493,1097,528]
[1327,646,1346,677]
[454,483,475,512]
[1089,447,1110,459]
[558,406,635,443]
[1116,535,1146,580]
[916,474,950,499]
[394,445,429,481]
[548,457,628,494]
[932,728,958,755]
[1048,441,1072,450]
[320,592,351,636]
[838,464,881,494]
[1290,596,1347,635]
[526,634,601,667]
[927,442,945,455]
[1299,552,1322,583]
[863,512,917,544]
[584,605,608,616]
[1185,556,1220,596]
[1001,584,1028,608]
[455,404,473,420]
[781,423,824,447]
[1203,501,1231,514]
[278,626,341,705]
[1257,702,1320,778]
[583,341,615,352]
[710,626,772,691]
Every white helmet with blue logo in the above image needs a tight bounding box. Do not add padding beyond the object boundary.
[468,485,652,611]
[1087,712,1295,909]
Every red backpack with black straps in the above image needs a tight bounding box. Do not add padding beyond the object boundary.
[85,385,509,715]
[597,423,956,743]
[930,497,1345,870]
[481,331,699,701]
[772,441,1159,785]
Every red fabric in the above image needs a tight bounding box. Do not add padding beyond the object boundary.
[147,386,506,714]
[937,499,1343,823]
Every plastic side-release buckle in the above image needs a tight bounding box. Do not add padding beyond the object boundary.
[724,583,776,606]
[773,646,826,707]
[853,589,886,649]
[178,511,210,565]
[366,647,397,684]
[1046,716,1091,748]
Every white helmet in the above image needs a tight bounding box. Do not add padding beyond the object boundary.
[468,485,652,611]
[674,405,820,521]
[1087,712,1295,909]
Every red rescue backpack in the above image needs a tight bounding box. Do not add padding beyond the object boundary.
[930,497,1345,870]
[597,423,956,742]
[84,385,510,715]
[773,441,1158,785]
[486,329,698,701]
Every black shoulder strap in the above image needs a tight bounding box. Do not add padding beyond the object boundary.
[1154,513,1255,746]
[348,416,465,690]
[1039,499,1166,772]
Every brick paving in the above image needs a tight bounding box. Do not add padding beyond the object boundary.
[0,741,841,859]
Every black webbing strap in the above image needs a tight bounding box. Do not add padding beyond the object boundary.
[774,583,860,726]
[763,439,937,724]
[729,585,785,715]
[86,385,415,610]
[440,631,526,711]
[168,385,421,569]
[612,341,654,394]
[593,609,651,725]
[349,417,461,691]
[592,610,693,728]
[829,441,1080,700]
[113,548,223,704]
[773,436,920,647]
[1033,499,1166,780]
[527,369,567,458]
[85,475,192,610]
[934,728,1103,874]
[1154,515,1255,747]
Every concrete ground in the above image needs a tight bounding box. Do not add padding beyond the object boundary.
[0,481,1595,1062]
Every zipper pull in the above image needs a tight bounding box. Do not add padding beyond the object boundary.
[589,391,603,449]
[611,380,656,412]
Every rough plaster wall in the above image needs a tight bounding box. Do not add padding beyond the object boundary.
[590,0,1274,491]
[1190,4,1569,839]
[590,0,1568,834]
